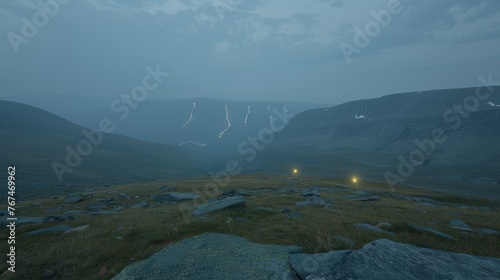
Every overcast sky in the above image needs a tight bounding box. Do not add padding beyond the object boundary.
[1,0,500,104]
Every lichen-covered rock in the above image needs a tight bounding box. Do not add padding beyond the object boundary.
[112,233,302,280]
[290,239,500,280]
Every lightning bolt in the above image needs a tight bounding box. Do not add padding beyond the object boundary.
[242,105,251,133]
[268,105,274,129]
[182,102,196,128]
[218,105,231,139]
[244,105,251,124]
[179,141,207,147]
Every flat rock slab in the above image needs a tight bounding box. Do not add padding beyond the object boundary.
[408,223,455,241]
[17,217,44,226]
[290,239,500,280]
[112,233,302,280]
[343,195,380,202]
[20,225,73,238]
[65,193,82,203]
[43,215,75,223]
[193,196,246,216]
[153,192,199,203]
[89,211,119,216]
[479,228,500,235]
[354,223,396,236]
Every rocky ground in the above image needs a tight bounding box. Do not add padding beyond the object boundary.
[1,175,499,279]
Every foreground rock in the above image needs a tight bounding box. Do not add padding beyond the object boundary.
[193,196,246,216]
[112,233,302,280]
[408,223,455,241]
[354,223,396,236]
[65,193,82,203]
[152,192,199,203]
[20,225,73,238]
[290,239,500,280]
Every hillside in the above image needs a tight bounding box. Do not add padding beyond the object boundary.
[255,87,500,193]
[0,101,206,194]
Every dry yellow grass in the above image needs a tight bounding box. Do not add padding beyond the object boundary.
[0,174,499,279]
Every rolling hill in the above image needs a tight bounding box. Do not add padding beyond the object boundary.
[0,101,206,194]
[254,87,500,194]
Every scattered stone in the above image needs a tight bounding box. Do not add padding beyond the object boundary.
[131,200,148,209]
[289,238,500,280]
[257,207,273,212]
[300,189,320,197]
[20,225,73,238]
[65,193,82,203]
[479,228,500,235]
[376,222,392,229]
[343,194,380,202]
[64,210,85,215]
[234,190,252,197]
[296,196,327,207]
[111,233,302,280]
[280,207,291,213]
[64,225,89,234]
[89,211,119,217]
[87,204,106,211]
[448,219,470,230]
[193,196,246,216]
[221,189,235,197]
[43,215,75,223]
[407,223,455,241]
[152,192,199,203]
[98,198,114,204]
[17,217,44,226]
[113,206,126,212]
[354,223,395,236]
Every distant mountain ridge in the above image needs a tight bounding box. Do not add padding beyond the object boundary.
[255,87,500,190]
[0,101,206,192]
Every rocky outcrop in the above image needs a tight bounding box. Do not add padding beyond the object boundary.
[290,238,500,280]
[112,233,302,280]
[192,196,246,216]
[112,234,500,279]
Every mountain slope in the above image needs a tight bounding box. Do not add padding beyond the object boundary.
[255,87,500,188]
[0,101,206,191]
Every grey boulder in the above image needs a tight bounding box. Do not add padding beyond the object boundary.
[193,196,246,216]
[152,192,199,203]
[64,193,82,203]
[112,233,302,280]
[290,239,500,280]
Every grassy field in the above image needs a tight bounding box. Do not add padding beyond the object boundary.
[1,174,499,279]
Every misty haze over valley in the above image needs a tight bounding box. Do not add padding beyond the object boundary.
[1,1,500,279]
